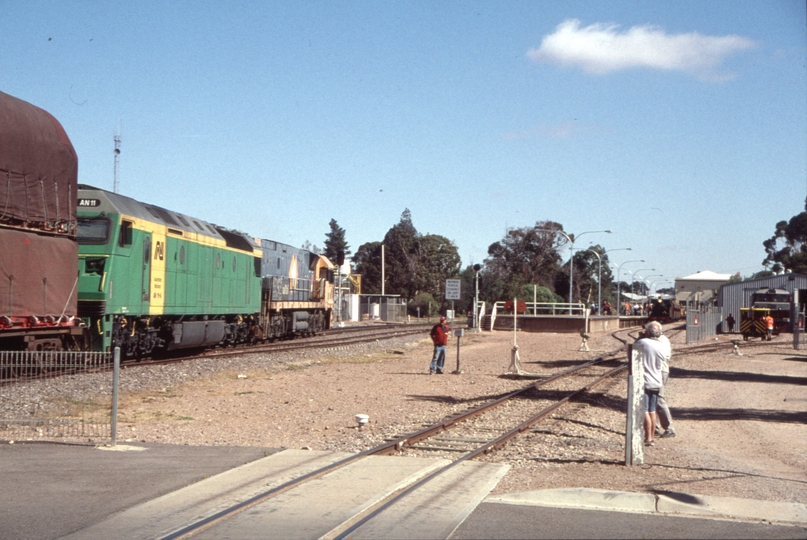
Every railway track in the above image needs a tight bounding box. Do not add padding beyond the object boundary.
[128,323,432,367]
[16,325,797,537]
[162,323,754,538]
[0,323,432,384]
[158,338,630,540]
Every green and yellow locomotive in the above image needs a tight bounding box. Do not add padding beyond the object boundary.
[77,185,261,357]
[76,185,334,356]
[77,185,263,355]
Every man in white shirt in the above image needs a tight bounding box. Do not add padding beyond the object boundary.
[636,321,669,446]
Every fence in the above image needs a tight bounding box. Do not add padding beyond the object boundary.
[685,308,723,344]
[0,350,114,443]
[794,311,806,350]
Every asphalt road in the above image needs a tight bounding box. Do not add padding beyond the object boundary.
[453,502,807,539]
[1,442,804,540]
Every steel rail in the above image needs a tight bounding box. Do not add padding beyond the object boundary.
[370,355,619,455]
[0,326,431,383]
[109,326,428,370]
[333,363,627,540]
[155,326,712,539]
[158,354,625,540]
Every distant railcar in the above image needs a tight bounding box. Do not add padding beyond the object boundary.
[647,297,684,323]
[0,91,86,351]
[742,288,791,340]
[259,239,334,339]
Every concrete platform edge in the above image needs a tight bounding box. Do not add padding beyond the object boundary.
[485,488,807,525]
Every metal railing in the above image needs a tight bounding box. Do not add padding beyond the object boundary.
[0,350,114,443]
[489,301,588,331]
[491,301,588,317]
[264,276,325,302]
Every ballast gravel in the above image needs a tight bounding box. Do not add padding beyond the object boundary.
[3,324,805,506]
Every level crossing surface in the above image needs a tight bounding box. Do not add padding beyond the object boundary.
[1,442,804,540]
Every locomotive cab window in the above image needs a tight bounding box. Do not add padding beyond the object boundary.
[119,220,133,247]
[77,216,111,244]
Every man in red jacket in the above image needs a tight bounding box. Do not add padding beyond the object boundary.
[429,316,450,374]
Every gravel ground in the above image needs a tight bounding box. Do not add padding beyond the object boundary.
[3,324,806,505]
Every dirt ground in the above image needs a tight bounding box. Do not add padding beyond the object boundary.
[116,325,807,505]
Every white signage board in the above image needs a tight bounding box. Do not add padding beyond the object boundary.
[445,279,461,300]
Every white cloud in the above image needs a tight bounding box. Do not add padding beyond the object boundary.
[528,19,757,80]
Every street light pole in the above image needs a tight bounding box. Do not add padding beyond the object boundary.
[641,274,663,296]
[473,264,481,330]
[537,228,611,313]
[649,279,671,296]
[631,268,655,296]
[615,260,645,314]
[588,247,631,316]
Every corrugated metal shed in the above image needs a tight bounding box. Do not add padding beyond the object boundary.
[717,273,807,332]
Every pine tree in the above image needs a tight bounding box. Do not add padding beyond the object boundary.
[324,219,350,265]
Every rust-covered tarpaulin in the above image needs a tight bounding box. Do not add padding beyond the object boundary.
[0,227,78,319]
[0,91,77,232]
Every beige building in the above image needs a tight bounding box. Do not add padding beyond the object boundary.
[675,270,733,305]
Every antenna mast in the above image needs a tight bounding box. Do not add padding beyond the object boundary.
[113,134,121,193]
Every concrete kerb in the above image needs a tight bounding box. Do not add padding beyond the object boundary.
[486,488,807,525]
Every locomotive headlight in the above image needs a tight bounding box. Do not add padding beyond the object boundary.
[85,258,106,274]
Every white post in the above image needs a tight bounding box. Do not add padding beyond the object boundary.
[625,344,644,465]
[337,270,342,324]
[473,266,480,330]
[568,243,574,314]
[381,244,385,296]
[111,347,120,446]
[597,256,602,316]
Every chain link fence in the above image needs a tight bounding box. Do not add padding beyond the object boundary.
[0,350,115,443]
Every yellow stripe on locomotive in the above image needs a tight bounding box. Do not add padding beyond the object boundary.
[739,307,770,340]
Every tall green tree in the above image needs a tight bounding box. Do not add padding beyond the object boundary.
[582,244,616,305]
[383,209,420,299]
[323,219,350,265]
[352,241,383,293]
[415,233,461,310]
[354,209,461,302]
[484,220,565,300]
[567,248,604,305]
[763,200,807,274]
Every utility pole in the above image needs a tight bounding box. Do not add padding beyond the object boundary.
[113,134,121,193]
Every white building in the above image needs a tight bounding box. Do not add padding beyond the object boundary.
[675,270,733,305]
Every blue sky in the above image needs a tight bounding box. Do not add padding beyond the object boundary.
[2,1,805,289]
